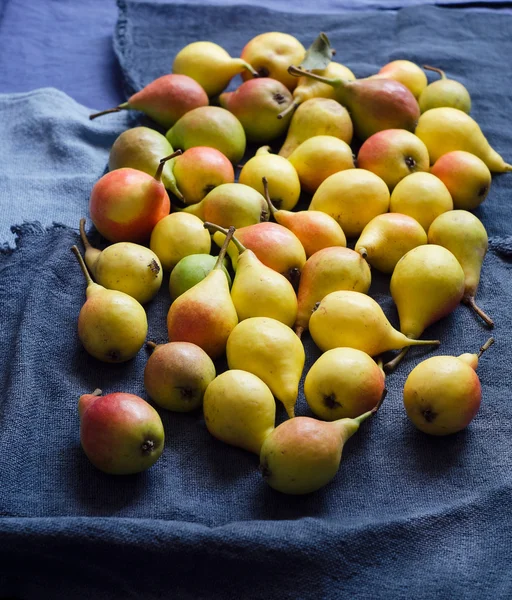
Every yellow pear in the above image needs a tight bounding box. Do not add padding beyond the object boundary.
[203,370,276,454]
[389,172,453,232]
[309,290,439,355]
[415,107,512,172]
[288,135,355,194]
[277,61,356,120]
[304,348,385,421]
[238,146,300,210]
[428,211,493,327]
[370,59,428,99]
[172,41,257,97]
[419,66,471,114]
[310,169,390,238]
[149,212,211,271]
[205,223,297,327]
[79,218,162,304]
[182,183,268,229]
[279,98,353,158]
[355,213,427,274]
[403,338,493,435]
[227,317,305,418]
[386,244,465,370]
[71,246,147,363]
[295,247,371,337]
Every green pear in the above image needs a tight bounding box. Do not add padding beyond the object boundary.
[169,254,231,300]
[166,106,246,164]
[108,127,183,200]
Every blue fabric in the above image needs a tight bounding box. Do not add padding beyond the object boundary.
[1,2,512,599]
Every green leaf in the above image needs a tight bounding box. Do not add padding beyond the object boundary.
[299,33,333,72]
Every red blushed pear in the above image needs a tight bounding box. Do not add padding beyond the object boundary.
[172,147,234,206]
[288,65,420,141]
[403,338,494,436]
[78,389,165,475]
[89,74,208,128]
[167,227,238,359]
[219,78,294,143]
[89,151,180,243]
[211,220,306,288]
[262,177,346,258]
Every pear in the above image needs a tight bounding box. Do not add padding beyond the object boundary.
[238,146,301,211]
[227,317,305,418]
[79,389,164,475]
[79,218,162,304]
[277,61,356,120]
[263,177,346,258]
[355,213,427,274]
[389,172,453,232]
[144,341,216,412]
[304,348,385,421]
[415,107,512,172]
[309,290,440,355]
[387,245,465,370]
[279,98,353,158]
[295,247,371,338]
[89,74,208,128]
[288,66,420,141]
[211,221,306,286]
[167,227,238,359]
[220,78,294,143]
[166,106,246,164]
[288,135,355,194]
[370,60,428,99]
[205,223,298,327]
[182,183,268,229]
[428,211,493,327]
[259,408,377,495]
[419,65,471,114]
[71,246,147,363]
[430,151,491,210]
[356,129,430,190]
[169,254,231,300]
[403,337,494,435]
[203,370,276,454]
[150,212,211,271]
[172,41,257,97]
[89,152,179,243]
[108,127,183,201]
[172,146,235,205]
[240,32,306,91]
[309,169,390,238]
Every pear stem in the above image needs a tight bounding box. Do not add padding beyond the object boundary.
[210,225,236,270]
[358,247,368,261]
[478,337,495,358]
[79,218,92,251]
[89,102,129,120]
[154,150,182,181]
[295,325,304,339]
[71,245,94,287]
[277,101,299,120]
[423,65,446,80]
[90,388,102,397]
[288,65,339,87]
[241,60,259,77]
[383,346,410,373]
[261,177,278,219]
[146,341,158,351]
[204,222,246,254]
[463,295,494,328]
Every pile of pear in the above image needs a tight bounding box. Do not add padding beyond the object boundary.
[73,33,506,493]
